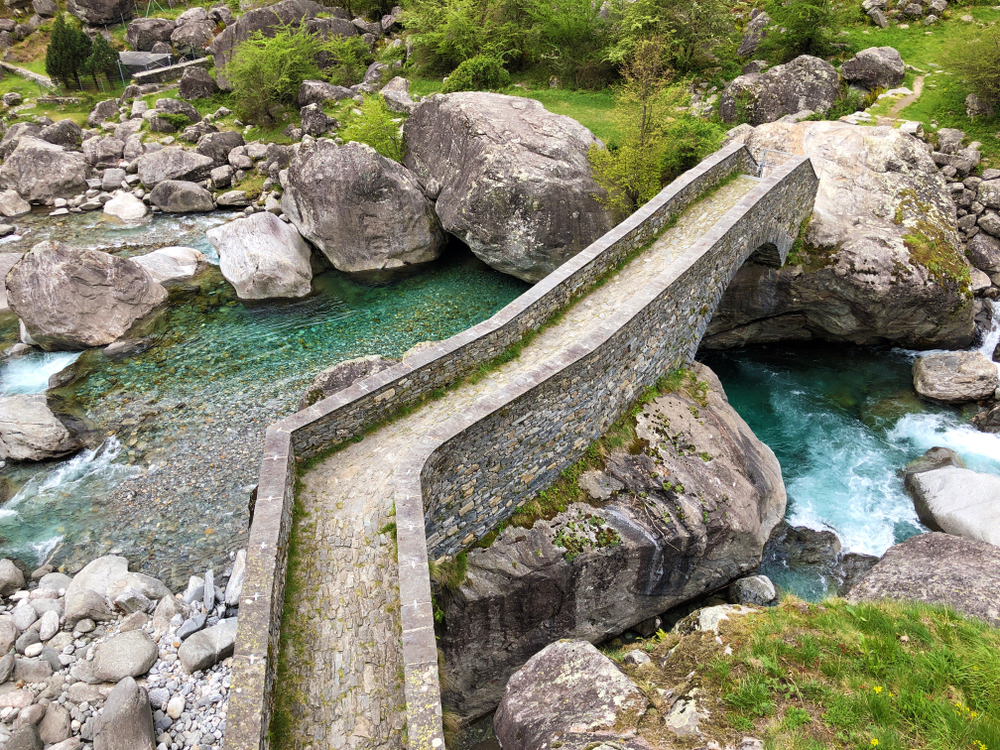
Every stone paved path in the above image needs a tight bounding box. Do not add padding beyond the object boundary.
[277,177,759,750]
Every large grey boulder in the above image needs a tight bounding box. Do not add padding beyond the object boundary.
[404,93,613,282]
[83,136,125,168]
[0,190,30,218]
[6,242,167,350]
[148,180,214,213]
[85,630,157,683]
[841,46,905,90]
[207,212,313,299]
[87,99,120,128]
[1,252,22,314]
[737,11,769,57]
[208,0,322,88]
[439,362,785,719]
[39,119,83,150]
[102,192,148,222]
[195,130,244,164]
[912,351,998,403]
[5,726,42,750]
[64,555,128,626]
[0,138,88,203]
[126,17,175,50]
[720,55,841,125]
[177,617,237,672]
[136,148,214,187]
[380,76,414,113]
[282,141,445,281]
[93,677,155,750]
[67,0,133,25]
[133,246,206,285]
[297,79,353,107]
[178,66,219,100]
[847,532,1000,626]
[966,232,1000,282]
[0,559,24,596]
[905,467,1000,546]
[705,120,974,350]
[0,123,43,161]
[170,18,214,56]
[298,354,396,409]
[494,640,647,750]
[0,395,83,462]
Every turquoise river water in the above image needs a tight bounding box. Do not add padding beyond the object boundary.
[1,210,999,595]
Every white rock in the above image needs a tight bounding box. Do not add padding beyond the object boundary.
[166,694,185,719]
[103,192,149,222]
[38,609,60,641]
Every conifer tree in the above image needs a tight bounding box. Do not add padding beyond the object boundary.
[44,13,73,88]
[85,33,119,89]
[68,26,92,89]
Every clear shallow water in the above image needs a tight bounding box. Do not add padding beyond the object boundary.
[0,215,528,584]
[701,341,1000,600]
[0,351,81,396]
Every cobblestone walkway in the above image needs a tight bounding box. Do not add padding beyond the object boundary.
[278,177,758,750]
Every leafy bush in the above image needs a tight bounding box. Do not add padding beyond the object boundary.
[588,38,724,218]
[323,34,373,88]
[756,0,838,64]
[339,95,405,161]
[951,26,1000,107]
[226,24,337,124]
[442,55,510,92]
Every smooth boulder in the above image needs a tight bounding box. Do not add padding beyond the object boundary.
[298,354,396,409]
[494,640,647,750]
[282,141,445,281]
[840,46,905,90]
[912,351,998,403]
[0,395,82,462]
[705,120,974,349]
[0,190,30,218]
[102,193,148,222]
[178,66,219,100]
[0,138,89,203]
[403,92,613,282]
[93,677,155,750]
[905,467,1000,546]
[847,532,1000,626]
[206,212,313,299]
[178,617,237,672]
[439,362,785,718]
[132,246,206,285]
[148,180,214,213]
[136,148,214,187]
[87,630,158,682]
[64,555,129,625]
[6,242,167,350]
[126,17,175,50]
[720,55,841,125]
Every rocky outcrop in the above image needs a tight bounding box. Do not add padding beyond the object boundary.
[840,47,905,90]
[6,242,168,350]
[282,141,445,281]
[403,92,613,282]
[178,66,219,100]
[705,121,974,350]
[148,180,214,213]
[719,55,841,125]
[136,148,214,187]
[67,0,133,25]
[0,252,21,315]
[912,351,998,403]
[298,354,396,409]
[0,394,83,462]
[126,17,175,50]
[847,532,1000,626]
[206,212,313,299]
[737,11,769,57]
[494,641,648,750]
[905,467,1000,546]
[170,14,214,56]
[0,137,89,203]
[133,246,207,286]
[208,0,322,88]
[297,79,353,107]
[438,363,785,720]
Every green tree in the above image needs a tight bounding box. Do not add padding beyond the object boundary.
[588,37,723,217]
[225,24,332,124]
[85,33,120,89]
[339,95,404,161]
[606,0,734,74]
[44,13,74,89]
[951,26,1000,108]
[755,0,837,64]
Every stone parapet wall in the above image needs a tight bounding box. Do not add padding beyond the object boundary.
[223,141,789,750]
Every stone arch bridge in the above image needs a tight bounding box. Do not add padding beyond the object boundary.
[223,142,819,750]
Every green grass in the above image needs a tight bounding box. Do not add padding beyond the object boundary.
[842,6,1000,166]
[615,597,1000,750]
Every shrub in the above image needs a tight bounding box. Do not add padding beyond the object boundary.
[950,26,1000,107]
[442,55,510,92]
[756,0,838,64]
[323,34,373,88]
[225,24,328,124]
[339,95,405,161]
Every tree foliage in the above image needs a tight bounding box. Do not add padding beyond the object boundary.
[339,94,404,161]
[442,55,510,92]
[45,13,92,90]
[85,33,120,89]
[588,38,724,218]
[755,0,837,64]
[951,25,1000,107]
[225,24,360,124]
